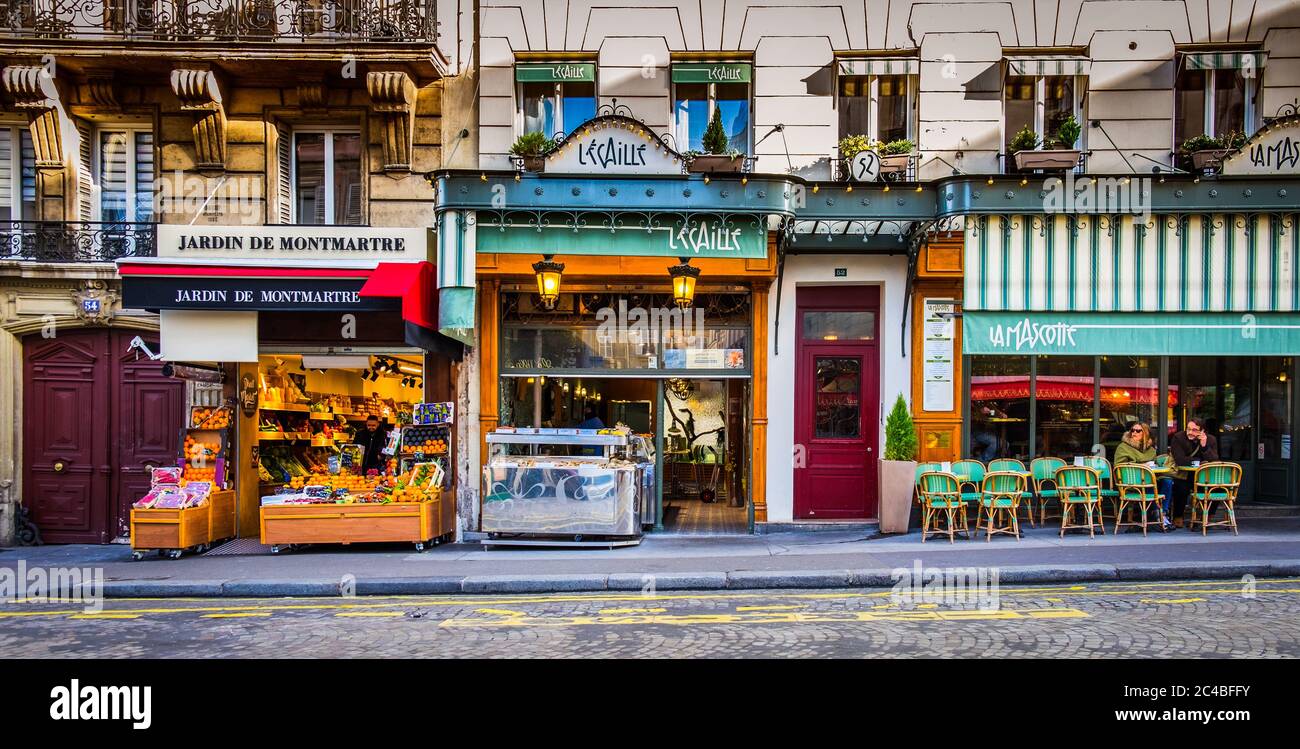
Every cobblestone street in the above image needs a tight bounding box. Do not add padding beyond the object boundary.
[2,578,1297,658]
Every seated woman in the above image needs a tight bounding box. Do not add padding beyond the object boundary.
[1113,422,1173,531]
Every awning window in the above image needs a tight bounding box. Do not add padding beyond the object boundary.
[1005,56,1091,77]
[837,58,919,76]
[1181,51,1268,71]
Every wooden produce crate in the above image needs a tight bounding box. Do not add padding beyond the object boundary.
[130,489,237,560]
[260,491,446,552]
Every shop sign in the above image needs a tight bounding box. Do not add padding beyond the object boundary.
[964,311,1300,356]
[544,117,684,175]
[670,63,753,84]
[123,277,397,312]
[477,215,766,258]
[1221,116,1300,175]
[515,63,596,83]
[156,225,426,263]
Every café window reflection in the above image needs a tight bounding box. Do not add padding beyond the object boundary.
[1034,356,1095,460]
[969,355,1030,461]
[1099,356,1161,459]
[1175,356,1254,461]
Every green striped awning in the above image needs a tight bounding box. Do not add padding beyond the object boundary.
[671,62,752,84]
[1005,57,1091,77]
[837,58,919,76]
[1182,51,1268,71]
[963,213,1300,314]
[515,63,596,83]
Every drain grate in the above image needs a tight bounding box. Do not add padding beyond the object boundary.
[205,538,274,556]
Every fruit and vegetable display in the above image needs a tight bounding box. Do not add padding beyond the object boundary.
[400,425,451,455]
[266,463,439,506]
[190,407,231,429]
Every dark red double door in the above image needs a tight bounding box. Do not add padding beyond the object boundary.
[794,286,881,519]
[23,329,183,543]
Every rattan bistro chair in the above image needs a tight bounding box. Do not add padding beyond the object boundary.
[1189,462,1243,536]
[975,471,1028,542]
[1029,457,1066,525]
[913,462,942,506]
[950,459,986,507]
[988,458,1034,527]
[918,471,969,544]
[1084,456,1122,520]
[1055,465,1105,539]
[1114,464,1167,536]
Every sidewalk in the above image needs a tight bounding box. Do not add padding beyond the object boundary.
[3,520,1298,597]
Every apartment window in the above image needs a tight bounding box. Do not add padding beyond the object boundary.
[838,74,914,144]
[1174,65,1255,148]
[0,126,36,222]
[97,128,154,223]
[293,130,362,225]
[672,63,752,153]
[1004,74,1081,160]
[516,63,596,138]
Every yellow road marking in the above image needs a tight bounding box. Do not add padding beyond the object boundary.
[201,613,272,619]
[438,607,1092,629]
[335,612,404,617]
[68,613,141,620]
[474,608,524,617]
[600,607,668,614]
[735,605,804,611]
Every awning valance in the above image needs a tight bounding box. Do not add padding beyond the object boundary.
[964,311,1300,356]
[671,62,752,84]
[1005,56,1091,77]
[1181,51,1267,71]
[515,62,595,83]
[837,58,919,76]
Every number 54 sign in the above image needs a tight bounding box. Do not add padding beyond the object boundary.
[850,150,881,182]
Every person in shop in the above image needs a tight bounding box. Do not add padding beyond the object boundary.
[1113,422,1174,532]
[353,415,390,474]
[1167,417,1220,527]
[575,405,605,430]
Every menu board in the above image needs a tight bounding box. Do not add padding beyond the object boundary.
[922,299,956,412]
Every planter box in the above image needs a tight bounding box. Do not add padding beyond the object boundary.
[1013,148,1080,171]
[130,489,237,557]
[1189,149,1232,171]
[521,155,545,172]
[879,153,911,176]
[688,154,744,174]
[260,494,446,550]
[878,460,918,534]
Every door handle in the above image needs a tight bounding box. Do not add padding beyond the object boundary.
[866,447,873,453]
[52,460,67,473]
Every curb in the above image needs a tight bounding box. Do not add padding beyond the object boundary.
[92,559,1300,598]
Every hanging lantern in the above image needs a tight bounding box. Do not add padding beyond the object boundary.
[668,257,700,310]
[532,255,565,309]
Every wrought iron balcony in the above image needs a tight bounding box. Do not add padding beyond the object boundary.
[0,0,437,43]
[0,221,156,263]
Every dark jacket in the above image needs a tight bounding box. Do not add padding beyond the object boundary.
[353,425,389,473]
[1168,430,1219,480]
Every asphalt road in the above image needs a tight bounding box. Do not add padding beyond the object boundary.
[2,578,1298,658]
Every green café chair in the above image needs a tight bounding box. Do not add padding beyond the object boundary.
[918,471,968,544]
[975,471,1028,542]
[914,462,942,506]
[1084,456,1122,520]
[989,458,1034,528]
[1189,462,1243,536]
[950,459,986,507]
[1114,464,1167,536]
[1029,457,1066,526]
[1055,465,1105,539]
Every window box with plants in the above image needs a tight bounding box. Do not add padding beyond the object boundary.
[686,108,745,174]
[1009,115,1082,171]
[879,394,919,534]
[510,132,555,172]
[1179,132,1246,172]
[837,136,916,180]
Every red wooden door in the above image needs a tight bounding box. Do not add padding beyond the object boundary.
[793,287,880,519]
[23,329,183,543]
[23,330,111,543]
[112,330,184,539]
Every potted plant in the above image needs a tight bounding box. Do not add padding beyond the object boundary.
[836,134,872,180]
[1011,116,1081,171]
[687,108,745,173]
[878,138,916,177]
[1181,131,1245,172]
[510,132,554,172]
[878,394,919,534]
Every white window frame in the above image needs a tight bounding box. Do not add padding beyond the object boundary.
[1188,68,1257,138]
[837,74,917,143]
[92,124,153,223]
[516,80,596,139]
[290,127,362,225]
[1,123,33,222]
[1002,74,1086,169]
[671,80,754,154]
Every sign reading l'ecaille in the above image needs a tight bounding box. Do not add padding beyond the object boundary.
[545,117,684,176]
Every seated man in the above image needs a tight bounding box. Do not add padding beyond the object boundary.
[1167,417,1219,526]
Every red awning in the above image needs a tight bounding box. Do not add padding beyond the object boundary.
[359,261,438,330]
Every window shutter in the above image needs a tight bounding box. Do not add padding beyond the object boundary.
[276,123,292,224]
[135,131,154,222]
[77,122,94,222]
[0,129,13,219]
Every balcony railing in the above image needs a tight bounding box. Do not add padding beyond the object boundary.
[0,0,436,42]
[0,221,156,262]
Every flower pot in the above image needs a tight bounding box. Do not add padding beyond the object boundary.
[1189,149,1232,171]
[878,459,918,534]
[688,154,744,174]
[522,155,546,172]
[1013,148,1080,171]
[879,153,911,176]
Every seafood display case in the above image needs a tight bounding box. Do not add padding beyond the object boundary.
[482,431,654,545]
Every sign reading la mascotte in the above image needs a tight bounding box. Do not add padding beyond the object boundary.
[1221,115,1300,175]
[157,225,427,262]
